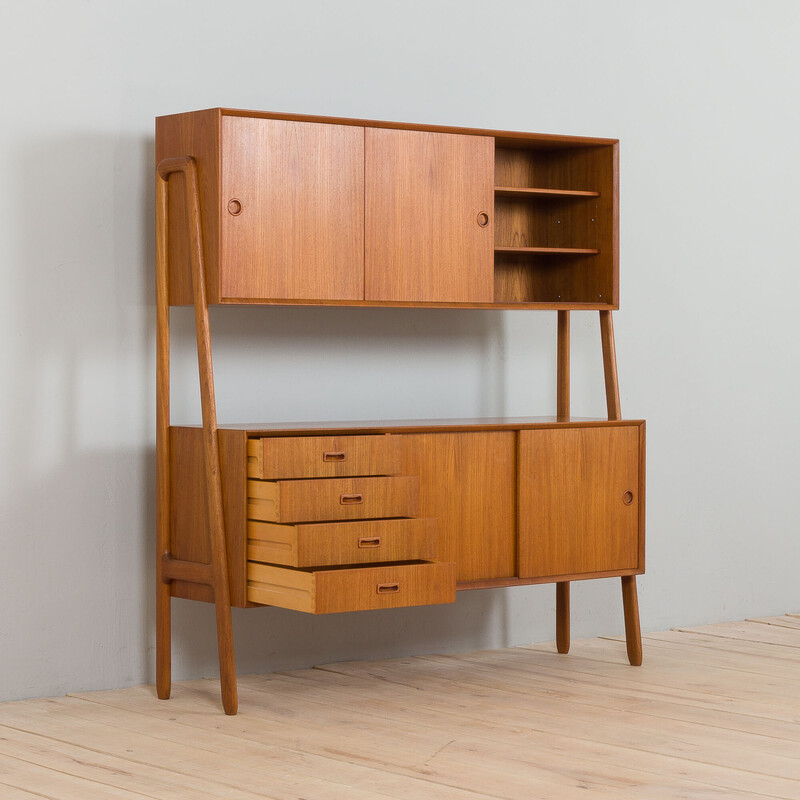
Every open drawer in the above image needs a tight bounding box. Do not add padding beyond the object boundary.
[247,475,419,523]
[246,561,456,613]
[247,434,401,479]
[247,517,437,568]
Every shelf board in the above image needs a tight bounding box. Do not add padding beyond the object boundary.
[495,246,600,255]
[494,187,600,199]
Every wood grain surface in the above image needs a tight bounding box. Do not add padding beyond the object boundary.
[518,425,640,578]
[247,475,419,524]
[247,434,401,479]
[365,128,494,303]
[400,432,516,581]
[247,517,437,568]
[246,561,457,613]
[220,116,364,301]
[2,616,794,797]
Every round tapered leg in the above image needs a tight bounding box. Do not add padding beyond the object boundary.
[556,582,570,654]
[621,575,642,666]
[156,582,171,699]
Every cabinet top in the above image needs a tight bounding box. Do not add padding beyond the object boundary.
[177,417,645,436]
[156,107,618,149]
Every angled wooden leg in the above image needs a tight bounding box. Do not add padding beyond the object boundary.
[185,162,238,716]
[601,312,641,665]
[621,575,642,665]
[556,582,570,654]
[155,172,171,700]
[599,310,621,421]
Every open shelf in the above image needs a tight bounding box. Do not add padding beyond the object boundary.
[495,246,599,255]
[495,187,600,200]
[493,143,616,305]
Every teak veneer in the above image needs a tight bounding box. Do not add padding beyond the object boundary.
[155,108,644,714]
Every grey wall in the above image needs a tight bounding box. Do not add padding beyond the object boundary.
[1,0,798,702]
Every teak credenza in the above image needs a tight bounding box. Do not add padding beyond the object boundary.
[155,108,645,715]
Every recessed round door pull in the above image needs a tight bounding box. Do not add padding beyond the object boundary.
[622,491,634,505]
[227,198,242,216]
[477,211,490,227]
[376,583,400,594]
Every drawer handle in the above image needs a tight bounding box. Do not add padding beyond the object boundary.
[358,536,382,548]
[622,490,634,505]
[323,451,346,462]
[377,582,400,594]
[340,493,363,505]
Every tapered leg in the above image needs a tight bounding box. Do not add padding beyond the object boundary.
[599,311,621,421]
[556,582,570,654]
[215,603,238,714]
[156,584,171,698]
[621,575,642,665]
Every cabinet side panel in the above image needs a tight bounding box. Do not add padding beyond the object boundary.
[365,129,494,303]
[169,427,212,602]
[220,117,364,301]
[518,426,639,578]
[401,432,516,581]
[156,110,221,305]
[168,427,248,606]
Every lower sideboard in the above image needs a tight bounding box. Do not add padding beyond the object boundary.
[167,418,645,611]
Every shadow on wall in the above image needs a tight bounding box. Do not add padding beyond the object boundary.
[3,132,158,699]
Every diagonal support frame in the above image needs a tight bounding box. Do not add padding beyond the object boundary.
[155,156,238,714]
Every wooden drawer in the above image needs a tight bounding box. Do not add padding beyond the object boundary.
[247,517,437,568]
[247,476,419,523]
[247,561,456,613]
[247,434,401,479]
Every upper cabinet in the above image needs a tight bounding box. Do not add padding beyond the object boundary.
[155,109,618,309]
[365,129,494,304]
[220,117,364,302]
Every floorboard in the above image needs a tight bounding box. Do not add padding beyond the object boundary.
[0,615,798,799]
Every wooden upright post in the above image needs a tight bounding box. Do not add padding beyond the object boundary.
[599,310,642,667]
[555,310,570,653]
[155,163,171,701]
[156,157,238,714]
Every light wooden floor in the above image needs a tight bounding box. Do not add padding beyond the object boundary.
[1,616,799,799]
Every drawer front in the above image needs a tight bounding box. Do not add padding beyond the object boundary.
[247,476,419,523]
[248,435,401,479]
[247,517,437,567]
[246,561,456,613]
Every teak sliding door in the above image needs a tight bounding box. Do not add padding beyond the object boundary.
[518,426,641,578]
[220,116,365,301]
[365,128,494,303]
